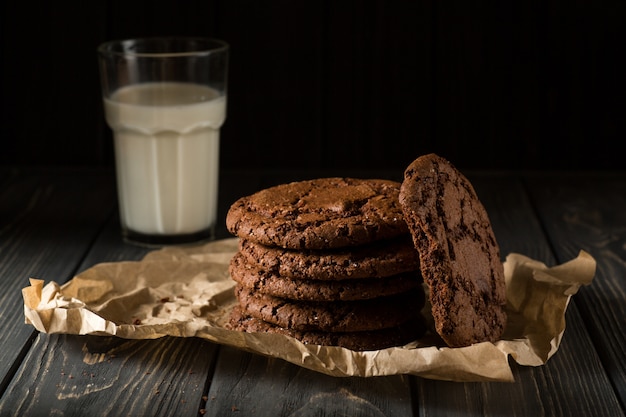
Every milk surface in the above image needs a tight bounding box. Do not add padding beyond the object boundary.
[104,82,226,236]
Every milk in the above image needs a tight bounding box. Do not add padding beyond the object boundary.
[104,82,226,237]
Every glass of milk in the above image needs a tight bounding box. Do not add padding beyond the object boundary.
[98,37,228,246]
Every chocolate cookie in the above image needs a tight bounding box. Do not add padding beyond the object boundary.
[228,306,427,351]
[399,154,507,347]
[237,237,419,280]
[229,252,422,301]
[234,285,425,333]
[226,178,409,250]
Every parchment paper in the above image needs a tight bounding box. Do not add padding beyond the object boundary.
[22,238,596,382]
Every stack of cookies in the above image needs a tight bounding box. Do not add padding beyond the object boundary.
[225,154,509,350]
[225,177,427,351]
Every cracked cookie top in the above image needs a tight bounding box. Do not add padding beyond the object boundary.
[226,177,409,250]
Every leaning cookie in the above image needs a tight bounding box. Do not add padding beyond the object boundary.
[237,236,419,280]
[234,285,425,333]
[399,154,507,347]
[228,306,427,351]
[226,178,409,250]
[229,252,422,301]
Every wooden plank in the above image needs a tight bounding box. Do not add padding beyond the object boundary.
[416,304,623,417]
[0,333,217,417]
[0,222,220,415]
[2,169,623,416]
[205,169,414,417]
[411,174,623,417]
[525,172,626,408]
[0,168,116,390]
[0,172,239,415]
[1,167,307,415]
[205,346,414,417]
[202,172,623,417]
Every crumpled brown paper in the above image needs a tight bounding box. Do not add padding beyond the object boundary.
[22,238,596,382]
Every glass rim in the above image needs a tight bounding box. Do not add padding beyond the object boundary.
[98,36,229,58]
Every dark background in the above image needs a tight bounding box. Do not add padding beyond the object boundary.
[1,0,624,173]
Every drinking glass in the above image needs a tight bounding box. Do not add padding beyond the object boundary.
[98,37,229,246]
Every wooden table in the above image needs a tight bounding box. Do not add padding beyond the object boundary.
[0,166,624,417]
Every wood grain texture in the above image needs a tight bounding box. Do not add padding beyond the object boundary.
[205,346,414,417]
[411,174,624,417]
[0,334,217,417]
[0,168,625,417]
[0,169,216,416]
[526,173,626,408]
[0,168,116,389]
